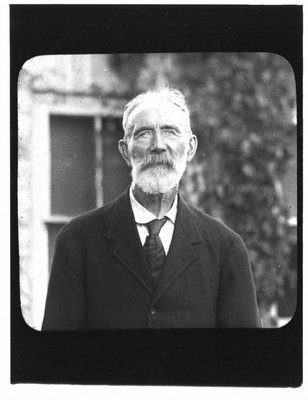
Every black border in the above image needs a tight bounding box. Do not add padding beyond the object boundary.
[11,5,303,386]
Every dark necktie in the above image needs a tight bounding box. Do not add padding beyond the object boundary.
[144,218,167,285]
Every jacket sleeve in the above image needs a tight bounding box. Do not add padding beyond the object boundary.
[41,226,86,330]
[217,233,261,328]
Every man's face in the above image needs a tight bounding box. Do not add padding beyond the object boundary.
[119,100,197,194]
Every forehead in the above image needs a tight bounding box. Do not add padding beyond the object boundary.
[128,100,187,130]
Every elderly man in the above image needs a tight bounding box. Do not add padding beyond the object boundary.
[42,88,260,330]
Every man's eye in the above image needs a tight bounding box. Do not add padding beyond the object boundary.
[137,130,152,137]
[163,129,176,136]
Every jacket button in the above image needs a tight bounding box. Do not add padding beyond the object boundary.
[149,308,156,315]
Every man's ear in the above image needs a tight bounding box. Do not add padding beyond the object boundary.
[186,134,198,163]
[118,139,132,167]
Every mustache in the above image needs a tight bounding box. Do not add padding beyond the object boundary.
[136,152,175,171]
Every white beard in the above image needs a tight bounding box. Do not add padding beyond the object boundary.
[131,158,187,194]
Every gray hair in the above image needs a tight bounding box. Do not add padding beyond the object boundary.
[122,88,192,139]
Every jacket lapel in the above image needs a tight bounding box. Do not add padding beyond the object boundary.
[150,196,202,306]
[107,189,156,295]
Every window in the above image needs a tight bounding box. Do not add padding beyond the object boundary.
[46,113,130,269]
[26,105,130,329]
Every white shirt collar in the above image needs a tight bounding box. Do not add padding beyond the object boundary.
[129,186,178,225]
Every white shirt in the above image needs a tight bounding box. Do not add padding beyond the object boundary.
[129,186,178,255]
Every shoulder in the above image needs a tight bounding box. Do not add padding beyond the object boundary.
[58,191,127,239]
[181,200,244,248]
[183,201,248,260]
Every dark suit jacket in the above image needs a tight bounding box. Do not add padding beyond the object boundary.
[42,189,261,330]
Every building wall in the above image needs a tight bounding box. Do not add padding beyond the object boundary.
[18,55,126,329]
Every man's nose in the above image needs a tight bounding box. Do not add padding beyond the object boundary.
[151,130,166,151]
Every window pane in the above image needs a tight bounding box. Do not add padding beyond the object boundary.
[102,118,131,203]
[50,115,96,216]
